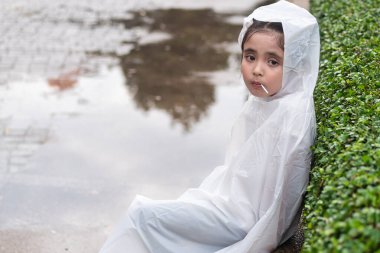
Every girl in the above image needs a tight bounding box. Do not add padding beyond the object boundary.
[100,1,320,252]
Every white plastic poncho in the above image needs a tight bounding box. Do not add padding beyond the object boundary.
[100,1,320,252]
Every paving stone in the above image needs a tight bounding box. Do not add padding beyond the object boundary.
[9,156,28,166]
[9,165,19,173]
[16,143,41,154]
[3,136,23,144]
[0,0,168,83]
[9,149,32,158]
[3,128,26,137]
[0,151,9,166]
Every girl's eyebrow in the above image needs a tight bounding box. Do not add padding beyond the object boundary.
[243,48,283,59]
[267,52,283,59]
[243,48,256,53]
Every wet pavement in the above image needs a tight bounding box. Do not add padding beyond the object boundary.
[0,0,311,252]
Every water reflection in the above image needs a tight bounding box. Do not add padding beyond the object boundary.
[118,9,241,131]
[47,69,81,91]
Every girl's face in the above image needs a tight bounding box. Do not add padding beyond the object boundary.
[241,31,284,97]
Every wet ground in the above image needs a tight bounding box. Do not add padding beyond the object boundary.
[0,0,313,252]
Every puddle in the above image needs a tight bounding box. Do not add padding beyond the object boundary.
[0,3,253,223]
[0,64,246,229]
[117,8,242,130]
[0,2,271,252]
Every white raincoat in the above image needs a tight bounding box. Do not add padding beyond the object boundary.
[100,1,320,252]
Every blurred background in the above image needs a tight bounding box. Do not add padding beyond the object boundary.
[0,0,306,252]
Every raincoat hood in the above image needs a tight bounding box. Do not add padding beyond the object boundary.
[239,0,320,99]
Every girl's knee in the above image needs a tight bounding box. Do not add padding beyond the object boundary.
[129,202,168,226]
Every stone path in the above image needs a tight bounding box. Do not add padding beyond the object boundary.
[0,0,145,85]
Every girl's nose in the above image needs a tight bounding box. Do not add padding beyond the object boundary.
[252,61,263,76]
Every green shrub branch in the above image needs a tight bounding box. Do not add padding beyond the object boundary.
[304,0,380,252]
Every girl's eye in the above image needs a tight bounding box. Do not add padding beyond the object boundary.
[268,59,279,66]
[245,55,255,62]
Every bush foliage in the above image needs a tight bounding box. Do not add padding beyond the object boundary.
[303,0,380,252]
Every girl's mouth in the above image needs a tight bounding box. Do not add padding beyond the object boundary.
[251,81,269,94]
[251,81,262,86]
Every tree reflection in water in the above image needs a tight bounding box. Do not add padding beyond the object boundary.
[118,9,241,131]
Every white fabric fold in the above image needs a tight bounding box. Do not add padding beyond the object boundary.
[100,1,320,252]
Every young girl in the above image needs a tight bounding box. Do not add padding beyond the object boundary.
[100,1,320,252]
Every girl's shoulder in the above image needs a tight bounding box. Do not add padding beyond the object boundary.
[271,96,316,137]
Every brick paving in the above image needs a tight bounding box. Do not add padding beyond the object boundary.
[0,122,49,174]
[0,0,153,85]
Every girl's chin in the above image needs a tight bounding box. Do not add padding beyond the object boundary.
[252,93,269,98]
[248,88,270,97]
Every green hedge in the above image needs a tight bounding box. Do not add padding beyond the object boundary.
[303,0,380,252]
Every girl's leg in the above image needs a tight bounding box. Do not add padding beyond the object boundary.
[129,201,246,253]
[99,216,149,253]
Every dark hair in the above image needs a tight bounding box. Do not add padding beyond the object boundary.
[241,19,284,51]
